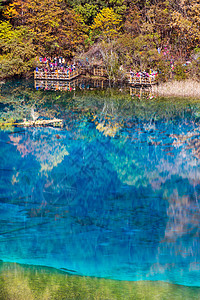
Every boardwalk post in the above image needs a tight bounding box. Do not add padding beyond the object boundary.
[140,75,142,85]
[130,74,132,84]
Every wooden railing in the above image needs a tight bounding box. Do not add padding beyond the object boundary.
[93,66,106,77]
[34,66,107,80]
[129,74,157,85]
[34,68,81,81]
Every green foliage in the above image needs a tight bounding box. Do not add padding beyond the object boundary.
[174,62,188,81]
[74,3,98,25]
[116,33,161,70]
[0,22,36,79]
[156,60,171,82]
[69,0,127,18]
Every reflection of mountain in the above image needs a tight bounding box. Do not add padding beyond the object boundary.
[2,80,200,285]
[1,115,200,284]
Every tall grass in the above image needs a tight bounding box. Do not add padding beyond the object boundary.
[152,80,200,98]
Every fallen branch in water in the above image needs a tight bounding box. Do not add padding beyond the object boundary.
[0,118,63,127]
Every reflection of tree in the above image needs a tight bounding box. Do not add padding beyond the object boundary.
[2,79,200,129]
[149,189,200,284]
[164,190,200,243]
[171,131,200,159]
[91,97,124,137]
[106,137,149,186]
[2,79,200,284]
[9,129,69,172]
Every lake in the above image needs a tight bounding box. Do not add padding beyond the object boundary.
[0,78,200,298]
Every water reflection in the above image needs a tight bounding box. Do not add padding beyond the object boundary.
[1,81,200,286]
[34,78,108,91]
[9,129,69,172]
[130,86,155,99]
[35,78,155,100]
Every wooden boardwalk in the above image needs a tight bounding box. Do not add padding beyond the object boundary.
[93,66,106,77]
[129,74,157,86]
[34,68,158,85]
[34,69,81,81]
[34,66,107,81]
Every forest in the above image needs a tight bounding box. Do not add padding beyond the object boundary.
[0,0,200,81]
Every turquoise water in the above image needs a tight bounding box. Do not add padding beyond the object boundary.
[1,79,200,287]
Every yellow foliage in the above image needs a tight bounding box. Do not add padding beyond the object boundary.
[3,2,20,19]
[91,7,122,41]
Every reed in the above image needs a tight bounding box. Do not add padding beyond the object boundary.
[152,80,200,98]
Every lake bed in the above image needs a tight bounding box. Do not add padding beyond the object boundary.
[1,79,200,298]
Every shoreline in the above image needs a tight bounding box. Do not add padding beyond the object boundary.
[2,76,200,98]
[152,80,200,99]
[0,261,200,299]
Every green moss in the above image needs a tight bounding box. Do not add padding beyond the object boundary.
[0,262,200,299]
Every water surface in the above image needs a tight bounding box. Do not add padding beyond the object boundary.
[1,79,200,288]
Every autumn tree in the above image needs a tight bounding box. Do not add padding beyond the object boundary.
[69,0,127,25]
[4,0,88,56]
[170,0,200,55]
[1,0,200,79]
[123,7,141,37]
[91,8,122,43]
[0,21,36,78]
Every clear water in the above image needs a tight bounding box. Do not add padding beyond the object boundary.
[1,79,200,287]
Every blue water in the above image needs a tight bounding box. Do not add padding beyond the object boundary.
[1,80,200,286]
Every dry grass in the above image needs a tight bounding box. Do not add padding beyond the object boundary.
[152,80,200,98]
